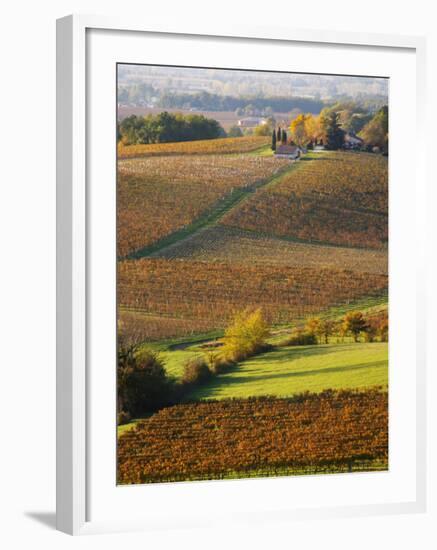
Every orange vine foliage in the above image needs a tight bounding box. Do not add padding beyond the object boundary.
[154,226,388,275]
[222,152,388,249]
[117,389,388,484]
[118,135,270,158]
[117,154,289,257]
[117,259,388,339]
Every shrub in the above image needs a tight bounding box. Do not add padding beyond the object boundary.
[227,125,243,138]
[182,357,212,385]
[342,311,369,342]
[117,410,131,425]
[118,348,171,417]
[363,325,378,343]
[211,356,235,375]
[221,308,270,362]
[283,328,318,346]
[305,317,321,342]
[364,310,388,342]
[378,318,388,342]
[203,350,235,374]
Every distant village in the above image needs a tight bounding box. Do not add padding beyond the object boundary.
[236,112,385,159]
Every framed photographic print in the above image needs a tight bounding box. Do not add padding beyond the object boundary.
[56,15,427,535]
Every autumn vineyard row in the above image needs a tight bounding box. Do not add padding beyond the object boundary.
[153,225,388,275]
[117,389,388,484]
[117,135,270,158]
[222,152,388,249]
[117,153,289,257]
[117,259,388,339]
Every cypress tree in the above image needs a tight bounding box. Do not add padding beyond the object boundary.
[271,128,277,151]
[277,127,281,141]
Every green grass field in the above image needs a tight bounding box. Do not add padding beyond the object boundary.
[187,342,388,400]
[119,341,388,435]
[161,349,201,378]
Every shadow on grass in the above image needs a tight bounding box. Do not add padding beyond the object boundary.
[248,343,360,363]
[189,344,387,397]
[210,360,387,387]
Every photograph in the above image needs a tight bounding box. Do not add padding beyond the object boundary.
[115,64,389,485]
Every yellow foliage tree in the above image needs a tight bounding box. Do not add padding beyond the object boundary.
[289,113,323,147]
[289,114,309,147]
[304,114,323,142]
[221,308,270,362]
[305,317,322,343]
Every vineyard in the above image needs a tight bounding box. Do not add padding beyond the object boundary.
[118,308,219,342]
[116,140,389,485]
[222,152,388,249]
[152,225,388,275]
[118,135,270,158]
[117,153,289,257]
[118,258,388,338]
[117,389,388,484]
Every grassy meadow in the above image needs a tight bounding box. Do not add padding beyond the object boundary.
[187,343,388,401]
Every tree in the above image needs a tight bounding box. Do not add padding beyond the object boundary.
[290,114,310,147]
[281,129,288,144]
[277,127,282,141]
[289,113,325,147]
[359,106,388,153]
[122,349,169,417]
[228,125,243,138]
[363,323,378,343]
[118,112,224,145]
[271,128,277,151]
[117,315,170,417]
[304,317,335,344]
[305,317,322,343]
[342,311,369,342]
[222,308,270,362]
[320,319,337,344]
[378,317,389,342]
[323,111,345,150]
[254,123,272,136]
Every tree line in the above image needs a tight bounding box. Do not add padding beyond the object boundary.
[118,112,225,145]
[283,105,388,152]
[118,103,387,151]
[282,310,388,346]
[158,91,325,114]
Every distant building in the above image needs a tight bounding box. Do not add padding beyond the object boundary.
[237,117,267,128]
[274,145,300,160]
[344,133,364,150]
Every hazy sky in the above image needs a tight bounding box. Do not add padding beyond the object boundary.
[118,64,388,101]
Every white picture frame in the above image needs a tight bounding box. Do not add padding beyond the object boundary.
[56,14,427,535]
